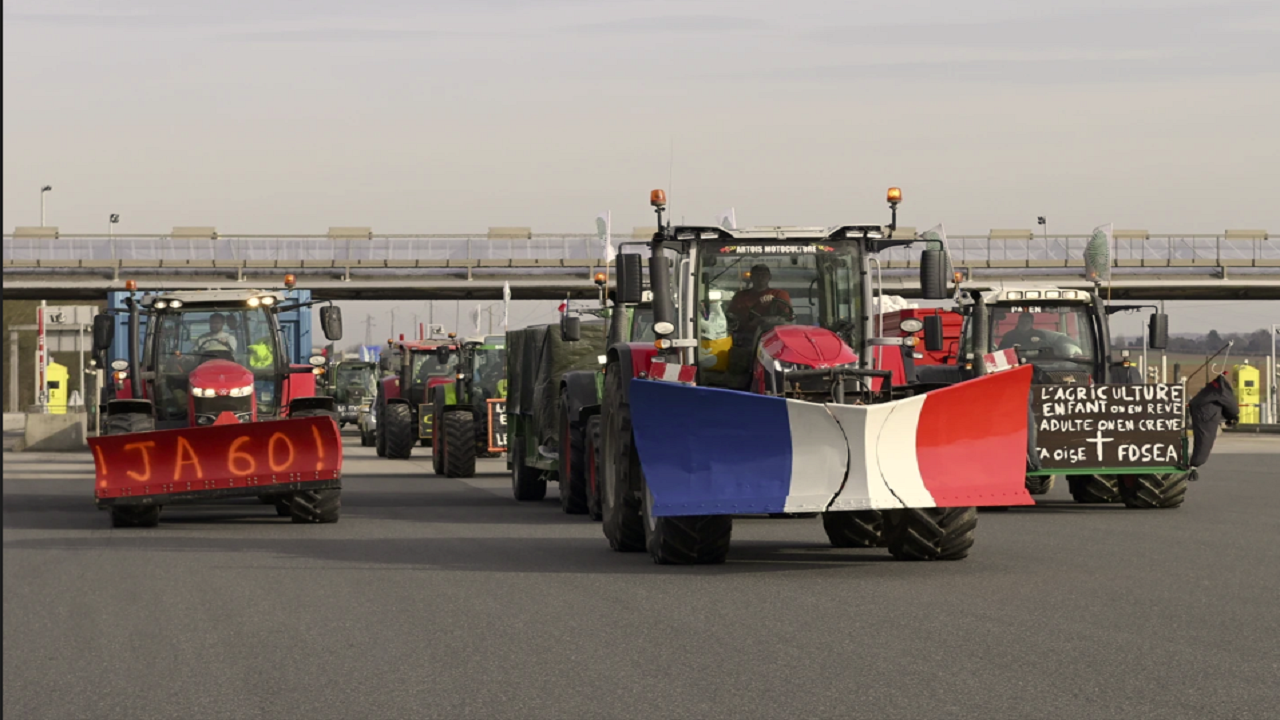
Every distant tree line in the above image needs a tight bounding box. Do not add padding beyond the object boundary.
[1117,328,1276,355]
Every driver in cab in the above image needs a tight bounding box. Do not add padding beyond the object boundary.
[728,264,793,330]
[194,313,238,353]
[998,312,1037,350]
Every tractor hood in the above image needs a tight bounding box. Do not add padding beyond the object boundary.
[188,359,254,393]
[759,326,857,369]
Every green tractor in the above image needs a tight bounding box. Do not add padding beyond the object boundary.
[429,335,508,477]
[322,359,379,440]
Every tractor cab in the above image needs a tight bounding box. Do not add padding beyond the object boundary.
[327,360,379,424]
[953,284,1168,385]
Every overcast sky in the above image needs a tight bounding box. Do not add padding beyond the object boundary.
[4,0,1278,334]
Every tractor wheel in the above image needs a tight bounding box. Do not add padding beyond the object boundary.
[110,505,161,528]
[383,403,415,459]
[290,488,341,523]
[884,506,978,561]
[360,424,374,447]
[510,431,547,501]
[641,476,732,565]
[1025,474,1055,495]
[600,362,646,552]
[421,437,430,447]
[558,394,588,515]
[375,411,388,457]
[104,411,154,436]
[272,496,293,517]
[431,405,445,476]
[443,411,477,478]
[821,510,885,548]
[585,415,604,521]
[1118,472,1188,509]
[292,407,339,424]
[1069,475,1121,504]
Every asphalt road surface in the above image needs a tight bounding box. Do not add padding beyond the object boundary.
[4,433,1279,720]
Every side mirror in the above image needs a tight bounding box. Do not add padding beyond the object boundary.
[923,315,945,352]
[92,314,115,352]
[1148,313,1169,350]
[561,315,581,342]
[320,305,343,342]
[617,253,644,305]
[920,249,949,300]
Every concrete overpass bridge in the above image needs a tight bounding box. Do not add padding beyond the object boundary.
[5,226,1277,301]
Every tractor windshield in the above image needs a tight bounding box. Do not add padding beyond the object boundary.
[148,306,281,421]
[472,346,507,400]
[333,363,377,403]
[977,303,1100,384]
[411,351,455,385]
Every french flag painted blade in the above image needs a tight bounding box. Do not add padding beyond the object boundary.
[628,365,1034,518]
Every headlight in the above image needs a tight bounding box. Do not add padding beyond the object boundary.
[261,295,275,306]
[169,300,183,308]
[229,385,254,398]
[1044,291,1061,299]
[309,355,327,366]
[1025,291,1042,299]
[191,387,215,398]
[248,297,261,307]
[654,321,675,335]
[154,300,168,309]
[1006,291,1024,300]
[110,359,129,371]
[900,318,924,333]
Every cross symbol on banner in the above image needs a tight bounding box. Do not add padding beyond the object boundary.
[1086,430,1115,462]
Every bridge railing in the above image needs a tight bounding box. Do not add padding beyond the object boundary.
[4,233,1276,265]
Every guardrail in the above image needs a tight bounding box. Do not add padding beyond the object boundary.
[4,233,1277,266]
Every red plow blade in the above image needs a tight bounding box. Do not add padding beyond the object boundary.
[89,416,343,501]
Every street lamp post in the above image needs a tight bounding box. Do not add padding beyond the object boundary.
[109,213,119,237]
[40,185,53,226]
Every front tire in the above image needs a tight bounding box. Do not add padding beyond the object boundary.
[821,510,885,548]
[510,430,547,501]
[443,410,477,478]
[110,505,161,528]
[600,362,646,552]
[104,411,154,436]
[1069,475,1120,504]
[1025,474,1055,495]
[558,394,588,515]
[1118,473,1188,509]
[383,403,415,459]
[290,488,341,523]
[884,507,978,561]
[642,480,733,565]
[585,415,604,521]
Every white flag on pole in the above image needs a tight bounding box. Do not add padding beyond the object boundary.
[502,282,511,331]
[717,208,737,231]
[596,211,614,262]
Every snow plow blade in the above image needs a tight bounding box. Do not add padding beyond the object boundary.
[90,416,343,502]
[629,365,1034,517]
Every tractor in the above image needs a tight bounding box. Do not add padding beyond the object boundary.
[594,188,1036,565]
[87,278,346,527]
[429,335,507,477]
[918,281,1192,508]
[322,358,378,439]
[374,337,460,459]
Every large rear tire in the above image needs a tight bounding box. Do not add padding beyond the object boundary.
[1025,474,1055,495]
[642,480,733,565]
[104,411,154,436]
[375,401,388,457]
[884,507,978,561]
[360,423,375,447]
[558,394,589,515]
[1069,475,1120,504]
[585,415,604,521]
[1118,472,1188,509]
[821,510,885,548]
[443,410,477,478]
[601,362,646,552]
[383,403,415,459]
[290,488,341,523]
[510,430,547,501]
[431,394,445,476]
[110,505,161,528]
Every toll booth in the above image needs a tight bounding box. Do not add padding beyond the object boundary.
[46,362,69,414]
[1231,362,1261,424]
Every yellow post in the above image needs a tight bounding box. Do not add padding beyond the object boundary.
[46,362,69,415]
[1231,362,1261,424]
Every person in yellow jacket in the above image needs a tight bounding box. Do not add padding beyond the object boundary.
[248,337,275,411]
[248,337,274,368]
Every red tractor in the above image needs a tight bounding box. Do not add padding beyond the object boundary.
[594,188,1035,565]
[87,280,346,527]
[374,336,460,459]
